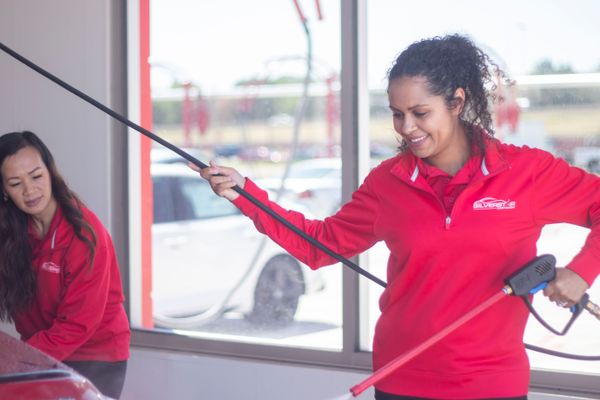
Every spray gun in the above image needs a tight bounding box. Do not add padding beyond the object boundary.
[349,254,600,398]
[505,254,600,333]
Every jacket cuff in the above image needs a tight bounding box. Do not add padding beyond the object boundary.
[231,178,269,217]
[568,251,600,287]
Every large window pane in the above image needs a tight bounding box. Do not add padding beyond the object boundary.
[364,0,600,377]
[137,0,343,350]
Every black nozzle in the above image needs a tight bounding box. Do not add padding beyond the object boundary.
[505,254,556,296]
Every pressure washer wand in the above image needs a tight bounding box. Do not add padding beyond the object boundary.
[350,254,556,397]
[349,288,510,397]
[583,296,600,320]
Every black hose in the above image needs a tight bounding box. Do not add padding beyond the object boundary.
[525,343,600,361]
[2,40,598,361]
[0,40,386,289]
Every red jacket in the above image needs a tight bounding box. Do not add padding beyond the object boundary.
[14,205,130,362]
[233,137,600,399]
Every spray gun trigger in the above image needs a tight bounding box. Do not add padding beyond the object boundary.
[529,282,547,295]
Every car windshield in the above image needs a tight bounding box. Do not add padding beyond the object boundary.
[153,173,239,223]
[287,160,341,180]
[179,177,239,219]
[289,167,332,179]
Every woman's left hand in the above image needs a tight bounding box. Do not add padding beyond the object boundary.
[543,268,589,308]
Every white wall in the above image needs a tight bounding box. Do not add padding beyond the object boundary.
[0,0,123,229]
[121,348,595,400]
[123,348,373,400]
[0,2,597,400]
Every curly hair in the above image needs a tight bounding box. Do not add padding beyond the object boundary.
[0,131,97,321]
[387,34,512,152]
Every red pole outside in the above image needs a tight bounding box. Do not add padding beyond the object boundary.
[314,0,323,20]
[292,0,307,23]
[139,0,154,329]
[325,75,338,157]
[182,82,192,146]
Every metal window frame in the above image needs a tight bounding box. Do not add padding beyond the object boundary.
[127,0,372,372]
[122,0,600,396]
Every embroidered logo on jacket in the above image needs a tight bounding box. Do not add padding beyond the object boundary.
[41,261,62,274]
[473,197,516,210]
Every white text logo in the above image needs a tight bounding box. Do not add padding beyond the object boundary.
[41,262,61,274]
[473,197,516,210]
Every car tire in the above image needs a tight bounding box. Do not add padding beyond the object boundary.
[247,254,305,326]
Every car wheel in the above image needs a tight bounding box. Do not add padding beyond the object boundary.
[247,254,305,326]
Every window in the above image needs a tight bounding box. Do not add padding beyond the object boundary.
[129,0,600,394]
[363,0,600,389]
[131,0,344,353]
[152,177,174,224]
[179,178,239,220]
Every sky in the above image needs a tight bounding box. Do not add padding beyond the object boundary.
[150,0,600,93]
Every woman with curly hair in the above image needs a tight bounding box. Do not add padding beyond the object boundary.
[0,131,130,399]
[195,34,599,399]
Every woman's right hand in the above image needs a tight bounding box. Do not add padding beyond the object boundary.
[190,160,246,201]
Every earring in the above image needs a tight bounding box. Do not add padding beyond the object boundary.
[3,193,7,202]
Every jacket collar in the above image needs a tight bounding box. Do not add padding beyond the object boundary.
[28,206,65,251]
[390,131,510,184]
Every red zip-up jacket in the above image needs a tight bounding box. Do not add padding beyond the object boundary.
[232,137,600,399]
[13,205,130,362]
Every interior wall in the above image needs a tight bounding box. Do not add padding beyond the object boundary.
[0,0,123,230]
[123,348,373,400]
[121,348,595,400]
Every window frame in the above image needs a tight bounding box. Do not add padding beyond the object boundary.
[124,0,600,396]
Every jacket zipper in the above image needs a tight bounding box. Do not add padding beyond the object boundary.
[444,164,510,230]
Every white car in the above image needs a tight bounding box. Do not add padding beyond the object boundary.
[151,163,324,328]
[255,158,342,219]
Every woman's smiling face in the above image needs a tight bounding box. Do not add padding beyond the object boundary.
[1,145,57,225]
[388,75,468,173]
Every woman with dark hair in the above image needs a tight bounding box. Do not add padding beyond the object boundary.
[195,34,599,399]
[0,131,130,399]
